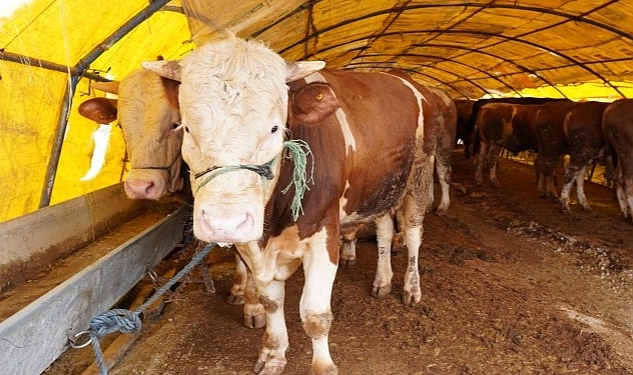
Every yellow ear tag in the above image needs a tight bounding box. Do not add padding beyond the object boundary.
[316,92,324,101]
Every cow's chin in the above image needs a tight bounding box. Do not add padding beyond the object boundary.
[193,203,263,244]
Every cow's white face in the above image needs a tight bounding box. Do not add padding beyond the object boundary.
[117,70,183,199]
[178,39,289,244]
[143,37,325,244]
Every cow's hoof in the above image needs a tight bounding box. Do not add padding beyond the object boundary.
[402,290,422,305]
[254,357,286,375]
[311,363,339,375]
[372,283,392,298]
[339,258,357,268]
[435,207,448,216]
[227,293,244,305]
[244,303,266,328]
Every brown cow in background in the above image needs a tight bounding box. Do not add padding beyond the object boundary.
[474,102,540,187]
[603,98,633,223]
[534,100,577,199]
[454,99,475,158]
[559,101,610,212]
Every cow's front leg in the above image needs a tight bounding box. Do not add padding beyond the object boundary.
[301,236,339,375]
[253,279,289,375]
[228,253,247,304]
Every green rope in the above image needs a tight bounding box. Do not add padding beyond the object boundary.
[192,140,314,221]
[282,139,314,221]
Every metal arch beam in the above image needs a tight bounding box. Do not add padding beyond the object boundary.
[270,2,625,96]
[287,33,569,98]
[353,52,522,97]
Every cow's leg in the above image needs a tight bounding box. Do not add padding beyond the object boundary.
[401,195,424,305]
[434,155,452,216]
[230,254,266,328]
[228,253,247,304]
[426,171,436,213]
[475,141,489,185]
[539,157,560,199]
[372,213,394,297]
[574,164,591,210]
[487,144,502,187]
[243,273,266,329]
[254,280,289,375]
[615,164,629,219]
[339,232,357,268]
[560,161,581,212]
[301,234,339,375]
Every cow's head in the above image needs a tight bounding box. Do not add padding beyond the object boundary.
[143,36,325,244]
[78,69,184,200]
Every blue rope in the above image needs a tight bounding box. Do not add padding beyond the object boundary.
[81,242,217,375]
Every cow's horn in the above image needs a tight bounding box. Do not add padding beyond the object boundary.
[91,80,120,95]
[142,60,182,82]
[285,61,326,82]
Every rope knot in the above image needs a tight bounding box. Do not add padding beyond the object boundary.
[89,308,142,340]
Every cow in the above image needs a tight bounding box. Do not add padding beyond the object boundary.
[78,70,267,328]
[534,100,578,199]
[474,102,540,187]
[559,101,610,212]
[143,35,436,374]
[602,99,633,223]
[78,70,185,200]
[465,97,568,159]
[454,98,475,158]
[339,70,457,297]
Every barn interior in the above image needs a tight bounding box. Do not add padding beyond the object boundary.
[2,1,633,374]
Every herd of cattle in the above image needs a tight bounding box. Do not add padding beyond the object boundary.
[455,96,633,218]
[76,35,633,375]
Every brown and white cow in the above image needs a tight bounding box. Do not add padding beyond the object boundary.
[143,36,435,374]
[559,101,610,212]
[78,70,184,200]
[602,99,633,222]
[474,102,540,187]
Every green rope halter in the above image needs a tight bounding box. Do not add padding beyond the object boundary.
[193,139,314,221]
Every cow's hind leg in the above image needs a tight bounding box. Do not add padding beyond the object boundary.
[339,233,357,268]
[434,155,452,216]
[574,165,591,210]
[487,144,502,187]
[372,213,394,297]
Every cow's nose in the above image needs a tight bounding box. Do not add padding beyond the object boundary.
[125,179,158,199]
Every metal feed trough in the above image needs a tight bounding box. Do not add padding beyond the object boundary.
[0,183,188,374]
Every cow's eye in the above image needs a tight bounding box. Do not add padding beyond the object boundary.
[184,126,190,133]
[171,122,180,130]
[271,125,278,133]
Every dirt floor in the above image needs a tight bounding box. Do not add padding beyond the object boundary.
[46,150,633,375]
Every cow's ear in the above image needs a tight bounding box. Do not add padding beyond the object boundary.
[285,61,326,82]
[91,81,120,95]
[78,98,118,124]
[142,60,182,82]
[289,82,339,125]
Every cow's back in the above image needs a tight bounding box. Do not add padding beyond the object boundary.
[285,69,424,232]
